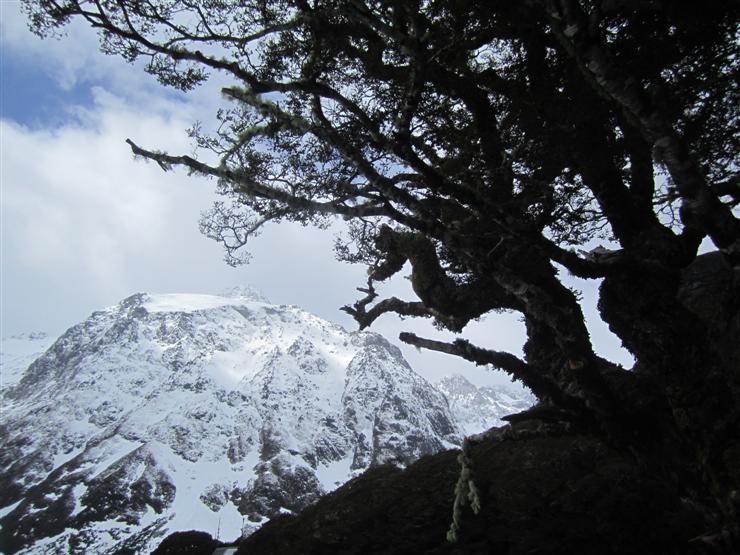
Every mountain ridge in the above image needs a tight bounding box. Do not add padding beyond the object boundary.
[0,291,462,554]
[435,374,534,436]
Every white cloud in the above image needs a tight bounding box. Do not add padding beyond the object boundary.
[1,87,211,326]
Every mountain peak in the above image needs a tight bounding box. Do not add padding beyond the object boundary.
[435,373,479,396]
[3,331,49,342]
[138,291,266,314]
[436,373,535,435]
[219,285,270,303]
[112,286,269,316]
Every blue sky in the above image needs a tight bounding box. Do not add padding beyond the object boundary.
[2,55,92,128]
[0,3,631,387]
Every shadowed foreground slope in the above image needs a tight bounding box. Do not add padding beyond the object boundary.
[226,423,718,555]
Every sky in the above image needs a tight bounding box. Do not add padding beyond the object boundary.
[0,2,632,387]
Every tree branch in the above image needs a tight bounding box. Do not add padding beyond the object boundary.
[340,280,468,330]
[398,332,587,417]
[125,139,389,219]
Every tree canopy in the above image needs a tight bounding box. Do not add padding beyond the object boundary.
[26,0,740,545]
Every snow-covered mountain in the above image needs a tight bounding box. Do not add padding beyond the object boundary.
[435,374,535,435]
[0,290,461,554]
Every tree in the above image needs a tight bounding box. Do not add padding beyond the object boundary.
[26,0,739,548]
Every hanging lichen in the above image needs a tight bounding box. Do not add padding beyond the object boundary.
[446,436,481,542]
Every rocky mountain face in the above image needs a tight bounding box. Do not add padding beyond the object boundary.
[435,374,535,436]
[0,289,461,554]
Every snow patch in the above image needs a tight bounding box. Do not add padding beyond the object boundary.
[0,499,22,520]
[143,293,264,313]
[315,455,355,492]
[69,484,88,517]
[0,331,53,390]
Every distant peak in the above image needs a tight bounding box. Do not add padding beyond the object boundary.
[5,331,49,342]
[437,373,475,386]
[219,285,270,303]
[435,374,480,396]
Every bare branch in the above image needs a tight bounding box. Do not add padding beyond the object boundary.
[125,138,389,219]
[341,281,467,330]
[398,332,586,416]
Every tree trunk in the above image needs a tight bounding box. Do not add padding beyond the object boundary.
[599,251,740,545]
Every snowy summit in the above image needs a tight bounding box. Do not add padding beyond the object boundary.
[436,374,534,436]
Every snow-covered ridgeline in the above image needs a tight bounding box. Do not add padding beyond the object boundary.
[435,374,535,436]
[0,290,461,554]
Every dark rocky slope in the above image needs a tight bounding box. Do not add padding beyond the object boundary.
[157,421,718,554]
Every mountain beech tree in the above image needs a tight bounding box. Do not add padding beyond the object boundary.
[27,0,739,548]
